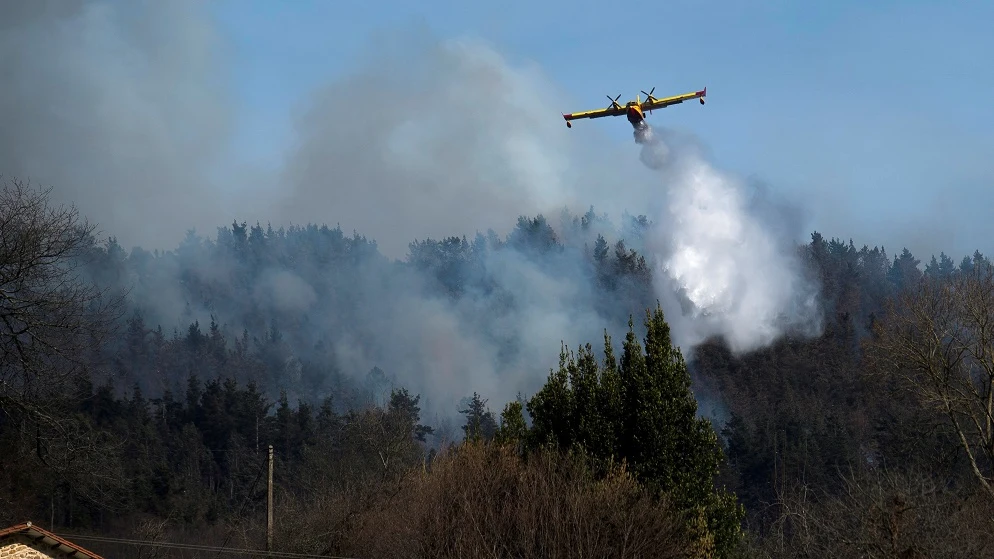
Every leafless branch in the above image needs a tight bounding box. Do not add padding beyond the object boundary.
[865,266,994,503]
[0,176,129,507]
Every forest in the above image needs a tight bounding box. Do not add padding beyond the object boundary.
[2,176,994,558]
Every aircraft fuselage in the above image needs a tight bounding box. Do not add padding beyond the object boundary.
[626,104,653,143]
[626,105,646,129]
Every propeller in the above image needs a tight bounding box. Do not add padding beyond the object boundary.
[640,87,657,103]
[606,94,622,109]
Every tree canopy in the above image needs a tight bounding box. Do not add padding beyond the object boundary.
[525,304,744,557]
[3,179,994,557]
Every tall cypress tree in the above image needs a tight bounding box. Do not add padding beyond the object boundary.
[525,303,744,557]
[632,305,743,557]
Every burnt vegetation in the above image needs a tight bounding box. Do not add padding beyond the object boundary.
[2,177,994,557]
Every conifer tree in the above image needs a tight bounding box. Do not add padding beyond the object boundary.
[460,392,498,442]
[494,399,528,448]
[525,303,745,557]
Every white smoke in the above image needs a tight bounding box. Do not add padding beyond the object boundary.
[639,126,823,353]
[1,0,826,420]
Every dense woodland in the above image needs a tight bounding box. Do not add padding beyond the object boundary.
[3,177,994,558]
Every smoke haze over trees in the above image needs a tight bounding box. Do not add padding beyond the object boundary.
[4,175,994,557]
[3,2,994,557]
[0,1,826,420]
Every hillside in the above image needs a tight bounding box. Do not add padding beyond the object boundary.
[3,179,993,557]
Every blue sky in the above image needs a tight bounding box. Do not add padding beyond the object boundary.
[211,0,992,258]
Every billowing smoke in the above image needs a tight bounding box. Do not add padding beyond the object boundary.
[1,2,824,422]
[638,126,823,352]
[0,0,234,250]
[265,29,642,259]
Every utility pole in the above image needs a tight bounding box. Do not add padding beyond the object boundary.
[267,444,274,553]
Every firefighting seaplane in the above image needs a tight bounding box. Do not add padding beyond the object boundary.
[562,86,706,143]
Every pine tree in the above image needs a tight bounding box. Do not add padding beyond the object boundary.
[527,346,575,449]
[460,392,498,441]
[494,399,528,448]
[525,303,745,557]
[388,388,433,442]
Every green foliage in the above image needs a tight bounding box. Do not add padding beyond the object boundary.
[525,303,745,557]
[0,370,435,532]
[494,399,528,447]
[10,177,994,554]
[389,388,434,443]
[459,392,498,442]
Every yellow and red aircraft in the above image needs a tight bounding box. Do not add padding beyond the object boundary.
[562,86,706,142]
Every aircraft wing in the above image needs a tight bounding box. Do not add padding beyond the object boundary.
[641,87,706,111]
[562,105,626,123]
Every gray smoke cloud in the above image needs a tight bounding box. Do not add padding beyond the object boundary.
[0,0,234,250]
[264,29,648,260]
[1,3,824,419]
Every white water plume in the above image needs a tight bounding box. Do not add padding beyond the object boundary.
[640,126,823,353]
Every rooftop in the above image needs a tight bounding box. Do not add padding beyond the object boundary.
[0,521,105,559]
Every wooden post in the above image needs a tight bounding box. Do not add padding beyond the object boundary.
[267,444,274,553]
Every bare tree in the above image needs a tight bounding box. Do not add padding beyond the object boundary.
[865,264,994,501]
[0,177,128,507]
[277,440,700,558]
[762,466,994,559]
